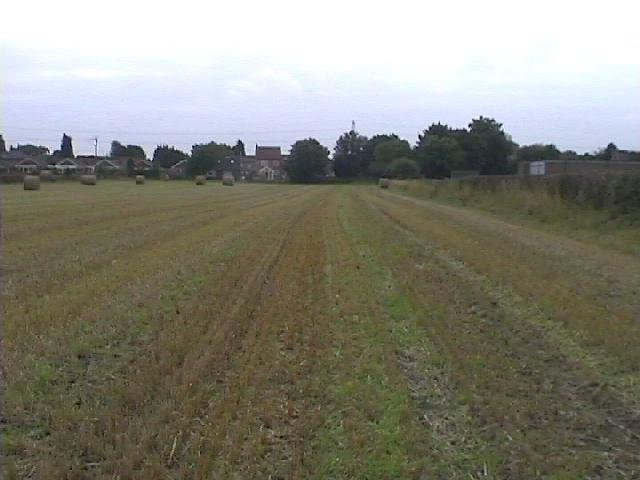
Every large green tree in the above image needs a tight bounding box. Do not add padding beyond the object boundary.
[416,123,468,149]
[597,142,618,161]
[466,117,513,174]
[285,138,329,182]
[517,144,561,162]
[333,130,368,177]
[13,144,50,156]
[189,141,232,176]
[152,145,189,168]
[111,141,146,159]
[362,134,400,174]
[232,140,246,156]
[416,136,467,178]
[388,157,420,178]
[60,133,74,158]
[369,138,412,177]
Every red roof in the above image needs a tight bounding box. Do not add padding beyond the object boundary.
[256,146,282,161]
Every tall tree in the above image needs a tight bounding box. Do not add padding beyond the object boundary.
[517,144,561,162]
[333,129,368,177]
[416,136,467,178]
[232,140,246,156]
[560,150,578,161]
[0,134,6,154]
[189,141,233,175]
[598,142,618,161]
[152,145,189,168]
[466,117,513,174]
[369,138,412,176]
[416,123,455,147]
[362,134,400,174]
[284,138,329,182]
[388,157,420,178]
[60,133,74,158]
[111,141,146,159]
[12,144,50,156]
[417,123,471,149]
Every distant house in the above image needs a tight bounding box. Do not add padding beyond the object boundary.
[259,166,278,181]
[255,145,286,180]
[53,156,151,175]
[53,157,96,174]
[94,158,121,173]
[12,156,50,173]
[204,156,241,180]
[168,158,188,178]
[110,157,153,172]
[52,157,80,173]
[234,155,258,179]
[0,151,51,173]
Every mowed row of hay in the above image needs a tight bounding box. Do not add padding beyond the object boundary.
[222,172,235,186]
[80,174,98,185]
[21,173,236,191]
[23,171,57,189]
[23,175,41,190]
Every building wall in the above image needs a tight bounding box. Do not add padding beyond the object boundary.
[519,160,640,176]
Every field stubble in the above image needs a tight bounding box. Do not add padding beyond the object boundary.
[2,181,639,479]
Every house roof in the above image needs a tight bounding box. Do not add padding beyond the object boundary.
[110,156,151,168]
[256,146,282,161]
[169,159,188,169]
[75,156,104,166]
[0,154,52,167]
[55,157,78,165]
[3,150,30,161]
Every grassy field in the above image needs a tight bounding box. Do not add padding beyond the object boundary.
[2,180,640,479]
[387,178,640,257]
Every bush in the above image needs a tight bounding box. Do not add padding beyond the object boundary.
[387,157,420,179]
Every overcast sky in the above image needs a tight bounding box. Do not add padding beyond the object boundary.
[1,0,639,156]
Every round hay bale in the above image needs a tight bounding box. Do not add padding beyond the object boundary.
[379,178,391,189]
[39,170,53,181]
[135,175,145,185]
[80,174,97,185]
[24,175,41,191]
[222,172,235,186]
[161,173,170,181]
[195,175,206,185]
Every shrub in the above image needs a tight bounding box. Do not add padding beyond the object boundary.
[387,158,420,179]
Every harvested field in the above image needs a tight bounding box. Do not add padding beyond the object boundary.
[2,181,639,479]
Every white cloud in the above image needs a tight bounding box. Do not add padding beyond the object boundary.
[228,68,302,97]
[1,0,639,153]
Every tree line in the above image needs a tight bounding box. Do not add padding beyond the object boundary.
[2,119,635,182]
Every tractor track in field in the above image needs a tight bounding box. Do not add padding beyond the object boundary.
[45,188,327,479]
[3,188,307,343]
[3,187,303,305]
[3,187,259,243]
[187,194,332,479]
[381,190,640,327]
[354,188,640,478]
[4,187,326,479]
